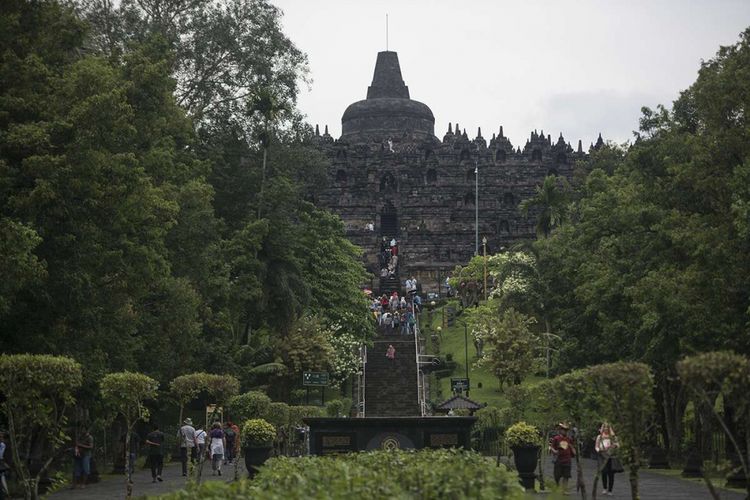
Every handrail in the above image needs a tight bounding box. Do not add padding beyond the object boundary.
[357,344,367,417]
[413,308,429,416]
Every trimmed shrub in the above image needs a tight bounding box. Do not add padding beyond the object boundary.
[228,391,272,422]
[266,402,290,430]
[288,405,323,427]
[505,421,540,448]
[153,449,523,499]
[241,419,276,447]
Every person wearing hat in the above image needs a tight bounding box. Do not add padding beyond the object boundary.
[178,417,197,476]
[549,422,576,494]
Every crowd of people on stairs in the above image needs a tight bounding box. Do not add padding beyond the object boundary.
[379,237,399,278]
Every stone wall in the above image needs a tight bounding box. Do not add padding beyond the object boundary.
[313,125,593,293]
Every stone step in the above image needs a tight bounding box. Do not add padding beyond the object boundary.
[365,339,420,416]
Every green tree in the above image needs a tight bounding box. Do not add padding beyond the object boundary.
[678,352,750,500]
[0,355,82,500]
[100,371,158,499]
[519,175,570,238]
[587,362,655,500]
[0,218,45,315]
[474,307,538,389]
[170,373,240,428]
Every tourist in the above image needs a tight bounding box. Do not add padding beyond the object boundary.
[380,236,388,253]
[0,431,8,499]
[389,292,399,312]
[402,310,412,335]
[413,294,422,312]
[208,422,225,476]
[392,311,400,332]
[404,278,414,295]
[407,309,416,335]
[595,423,620,496]
[390,237,396,248]
[386,344,396,361]
[195,424,207,461]
[380,294,389,311]
[549,422,575,494]
[382,311,392,329]
[223,422,237,464]
[123,430,140,476]
[230,421,241,461]
[72,427,94,489]
[145,423,165,483]
[178,417,197,476]
[400,296,407,310]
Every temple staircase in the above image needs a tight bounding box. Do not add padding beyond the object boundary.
[364,323,420,416]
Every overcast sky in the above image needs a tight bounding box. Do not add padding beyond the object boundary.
[272,0,750,148]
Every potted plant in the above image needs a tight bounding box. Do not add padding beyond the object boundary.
[242,418,276,478]
[505,421,540,490]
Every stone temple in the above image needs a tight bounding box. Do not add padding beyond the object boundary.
[312,51,602,294]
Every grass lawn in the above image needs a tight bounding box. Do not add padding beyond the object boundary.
[644,467,748,496]
[421,301,546,409]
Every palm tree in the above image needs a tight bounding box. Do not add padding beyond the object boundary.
[519,175,570,238]
[249,88,288,219]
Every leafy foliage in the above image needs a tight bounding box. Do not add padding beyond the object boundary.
[241,419,276,447]
[504,421,541,448]
[153,449,524,499]
[0,354,82,499]
[678,352,750,497]
[100,372,159,424]
[228,391,272,422]
[474,307,538,388]
[170,373,240,406]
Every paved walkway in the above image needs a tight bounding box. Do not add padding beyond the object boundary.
[532,458,745,499]
[47,459,246,500]
[43,456,745,499]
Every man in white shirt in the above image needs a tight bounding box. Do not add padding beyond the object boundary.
[178,418,197,476]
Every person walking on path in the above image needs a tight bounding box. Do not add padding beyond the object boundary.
[0,431,9,499]
[208,422,225,476]
[178,418,196,477]
[223,422,237,465]
[195,425,207,461]
[549,422,575,495]
[145,423,165,483]
[72,428,94,489]
[595,423,620,496]
[386,344,396,362]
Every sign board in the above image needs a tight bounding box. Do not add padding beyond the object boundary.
[205,404,223,425]
[303,371,329,387]
[451,378,470,393]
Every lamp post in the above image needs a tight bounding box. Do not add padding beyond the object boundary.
[475,159,479,255]
[464,322,469,397]
[454,318,471,398]
[482,236,487,301]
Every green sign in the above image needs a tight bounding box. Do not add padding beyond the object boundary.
[451,378,469,393]
[303,371,329,386]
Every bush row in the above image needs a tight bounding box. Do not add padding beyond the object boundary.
[153,449,523,499]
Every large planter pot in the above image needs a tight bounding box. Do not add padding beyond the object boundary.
[512,445,540,490]
[648,446,670,469]
[681,448,703,478]
[244,446,272,478]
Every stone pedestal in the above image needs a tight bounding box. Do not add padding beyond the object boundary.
[304,417,475,455]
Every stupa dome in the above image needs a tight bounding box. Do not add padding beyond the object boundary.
[341,51,435,143]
